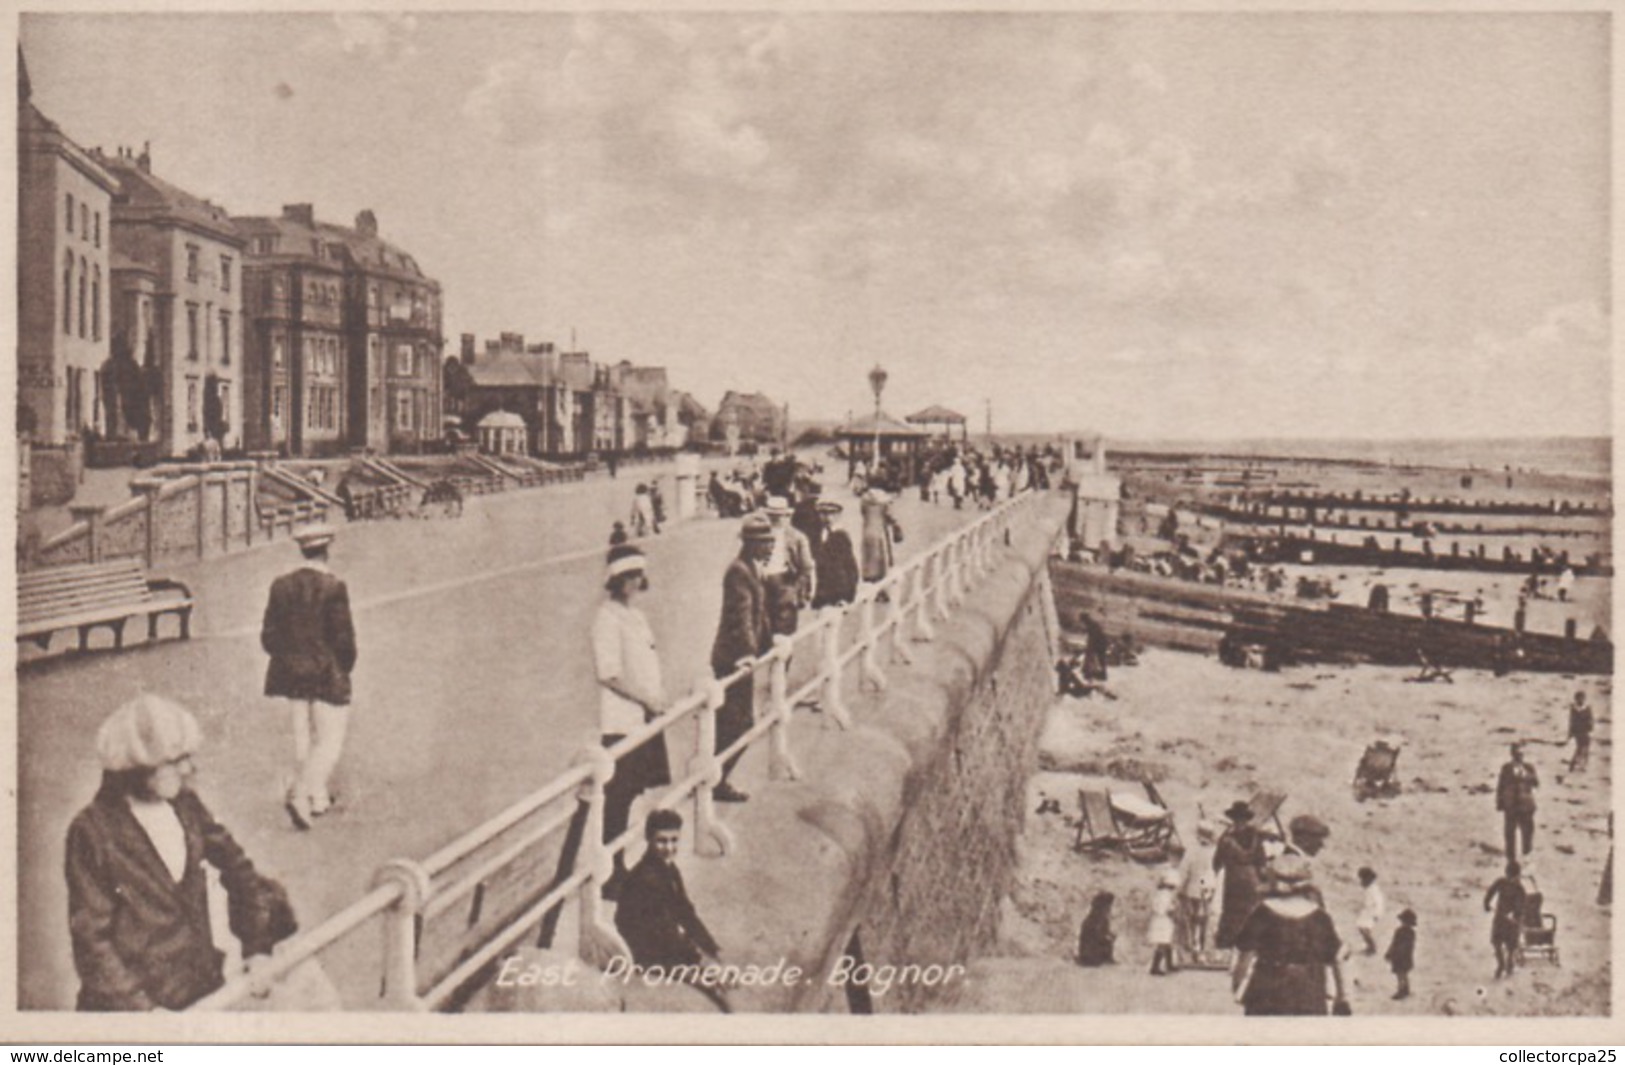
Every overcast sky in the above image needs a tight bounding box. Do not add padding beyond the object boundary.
[20,12,1611,438]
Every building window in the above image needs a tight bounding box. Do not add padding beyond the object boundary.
[186,304,199,360]
[186,377,200,433]
[92,266,101,340]
[186,244,200,283]
[78,257,87,338]
[94,212,101,248]
[62,253,73,333]
[272,336,284,372]
[219,312,231,365]
[81,204,89,240]
[396,391,412,431]
[220,255,232,292]
[255,236,274,255]
[66,193,75,234]
[272,385,286,426]
[218,382,231,434]
[392,343,414,377]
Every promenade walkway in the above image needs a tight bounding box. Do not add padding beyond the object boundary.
[18,469,989,1009]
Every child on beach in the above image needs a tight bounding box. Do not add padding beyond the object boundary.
[1149,872,1178,975]
[1356,867,1385,955]
[1385,909,1417,1000]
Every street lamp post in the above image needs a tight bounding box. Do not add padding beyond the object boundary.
[868,364,888,479]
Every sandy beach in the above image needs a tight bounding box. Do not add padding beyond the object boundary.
[983,648,1610,1016]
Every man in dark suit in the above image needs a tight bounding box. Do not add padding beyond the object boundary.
[710,514,774,803]
[261,524,357,829]
[1496,743,1539,858]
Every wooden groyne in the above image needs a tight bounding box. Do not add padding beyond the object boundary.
[1050,560,1612,675]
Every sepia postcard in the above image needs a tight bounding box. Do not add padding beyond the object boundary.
[3,1,1622,1046]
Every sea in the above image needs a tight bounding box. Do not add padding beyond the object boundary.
[1077,436,1612,481]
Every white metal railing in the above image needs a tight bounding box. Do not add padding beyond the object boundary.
[192,488,1047,1012]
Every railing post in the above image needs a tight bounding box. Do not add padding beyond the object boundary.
[820,609,852,729]
[574,746,631,969]
[860,585,888,692]
[934,544,953,622]
[912,553,937,642]
[369,858,432,1011]
[768,635,801,780]
[691,675,736,857]
[948,539,967,605]
[889,569,914,665]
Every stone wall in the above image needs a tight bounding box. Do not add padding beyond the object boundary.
[796,529,1062,1013]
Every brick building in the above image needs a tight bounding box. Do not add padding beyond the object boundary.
[234,205,443,456]
[97,146,246,457]
[712,390,787,447]
[17,57,118,446]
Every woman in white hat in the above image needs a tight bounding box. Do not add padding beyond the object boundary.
[65,696,284,1010]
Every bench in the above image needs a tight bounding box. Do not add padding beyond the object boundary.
[18,558,194,654]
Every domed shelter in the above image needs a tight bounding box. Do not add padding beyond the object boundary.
[477,409,527,456]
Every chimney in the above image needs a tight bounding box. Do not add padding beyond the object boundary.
[460,333,476,365]
[282,203,315,227]
[355,209,378,236]
[136,141,151,173]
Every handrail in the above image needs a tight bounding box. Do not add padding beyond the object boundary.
[194,487,1049,1012]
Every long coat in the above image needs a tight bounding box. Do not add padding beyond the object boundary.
[711,557,772,676]
[66,781,273,1011]
[812,529,860,608]
[860,496,895,581]
[261,566,358,705]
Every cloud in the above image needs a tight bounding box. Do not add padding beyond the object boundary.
[307,13,420,66]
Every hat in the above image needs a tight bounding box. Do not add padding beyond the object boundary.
[764,496,793,516]
[816,500,845,515]
[1265,852,1315,892]
[96,695,202,772]
[606,546,647,581]
[740,514,775,542]
[293,523,336,550]
[1224,801,1253,823]
[1289,814,1330,841]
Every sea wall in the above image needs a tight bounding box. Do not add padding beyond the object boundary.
[471,494,1070,1015]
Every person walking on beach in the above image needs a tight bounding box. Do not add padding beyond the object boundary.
[1355,867,1385,956]
[1385,909,1417,1000]
[1231,854,1349,1016]
[1496,744,1539,858]
[1566,691,1595,773]
[261,524,357,830]
[1149,871,1179,975]
[1213,801,1266,955]
[1484,860,1528,979]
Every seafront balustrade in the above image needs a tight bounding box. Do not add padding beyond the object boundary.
[190,488,1047,1012]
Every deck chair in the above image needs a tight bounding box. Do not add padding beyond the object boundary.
[1076,787,1177,863]
[1353,741,1402,801]
[1405,649,1454,684]
[1516,887,1560,966]
[1076,789,1125,853]
[1248,789,1288,842]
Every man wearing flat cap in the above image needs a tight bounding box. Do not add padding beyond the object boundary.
[709,514,776,802]
[261,523,357,829]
